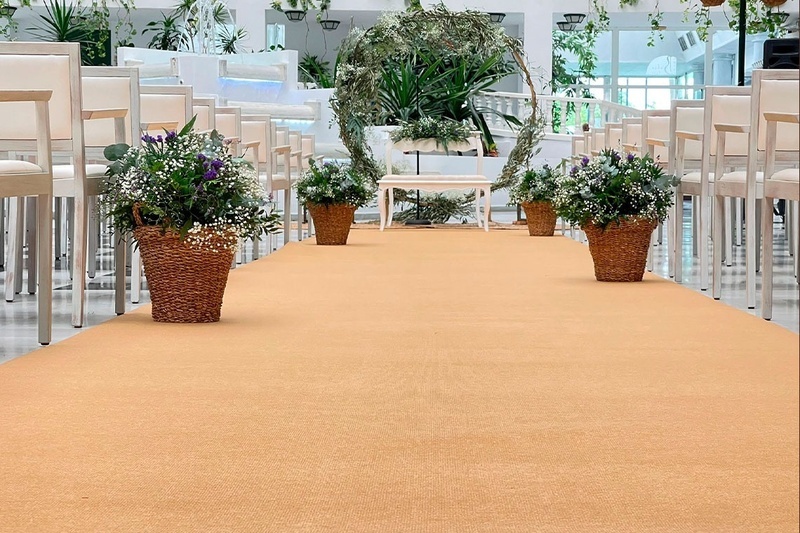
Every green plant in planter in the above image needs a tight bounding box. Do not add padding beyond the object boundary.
[554,150,677,228]
[390,116,472,153]
[509,165,559,205]
[296,160,372,208]
[143,12,184,51]
[218,25,248,54]
[29,0,94,64]
[299,53,334,88]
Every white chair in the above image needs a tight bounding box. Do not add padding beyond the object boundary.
[639,109,671,273]
[0,87,53,345]
[621,117,642,156]
[131,85,192,304]
[0,42,91,328]
[604,122,623,152]
[193,96,216,132]
[715,69,799,314]
[670,99,705,284]
[759,81,799,319]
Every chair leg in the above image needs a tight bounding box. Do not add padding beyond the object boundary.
[36,194,53,346]
[674,190,684,283]
[724,197,733,268]
[71,192,88,328]
[131,246,142,304]
[745,193,757,309]
[283,189,291,246]
[13,198,24,296]
[0,198,6,268]
[712,194,724,300]
[735,197,743,246]
[53,197,61,260]
[87,196,98,279]
[697,196,708,291]
[296,193,303,242]
[26,196,37,295]
[5,198,20,302]
[692,195,699,258]
[761,197,775,320]
[484,189,491,232]
[475,189,482,229]
[646,228,655,272]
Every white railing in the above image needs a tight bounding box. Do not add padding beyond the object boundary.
[476,91,641,137]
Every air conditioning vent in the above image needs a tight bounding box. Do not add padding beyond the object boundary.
[678,36,688,52]
[687,32,697,46]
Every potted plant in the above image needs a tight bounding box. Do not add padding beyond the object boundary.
[509,165,560,236]
[554,150,676,282]
[102,118,281,322]
[390,116,473,154]
[296,160,372,245]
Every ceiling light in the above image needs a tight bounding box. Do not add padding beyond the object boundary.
[564,13,586,24]
[557,21,577,31]
[488,12,506,24]
[0,5,17,17]
[320,19,340,31]
[284,10,306,22]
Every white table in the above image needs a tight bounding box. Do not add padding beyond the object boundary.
[378,133,491,231]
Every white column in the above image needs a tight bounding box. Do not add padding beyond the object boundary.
[230,0,267,52]
[712,53,735,86]
[522,0,553,93]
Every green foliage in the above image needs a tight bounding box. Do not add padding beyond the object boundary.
[299,53,334,88]
[554,150,677,228]
[296,160,372,208]
[332,4,533,187]
[143,12,184,51]
[390,116,472,153]
[508,165,559,205]
[101,117,281,242]
[724,0,788,38]
[28,0,95,63]
[393,193,473,224]
[271,0,331,22]
[218,25,248,54]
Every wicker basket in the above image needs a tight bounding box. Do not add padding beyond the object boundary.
[307,203,356,245]
[761,0,786,7]
[133,213,236,323]
[521,201,557,236]
[700,0,725,6]
[583,217,657,282]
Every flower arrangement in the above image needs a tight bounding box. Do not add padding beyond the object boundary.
[508,164,560,205]
[554,149,677,228]
[390,116,472,153]
[102,117,280,251]
[296,159,372,208]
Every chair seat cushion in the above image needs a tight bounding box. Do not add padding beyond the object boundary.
[771,168,799,182]
[718,171,764,183]
[0,160,44,175]
[52,164,108,179]
[682,171,715,183]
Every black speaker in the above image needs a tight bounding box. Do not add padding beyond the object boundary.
[763,38,800,70]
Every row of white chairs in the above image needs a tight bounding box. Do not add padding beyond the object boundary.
[570,68,799,320]
[0,42,320,347]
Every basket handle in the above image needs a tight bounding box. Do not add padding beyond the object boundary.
[132,203,144,227]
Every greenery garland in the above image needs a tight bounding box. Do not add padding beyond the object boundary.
[331,3,541,195]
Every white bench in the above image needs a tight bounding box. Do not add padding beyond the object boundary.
[378,132,491,231]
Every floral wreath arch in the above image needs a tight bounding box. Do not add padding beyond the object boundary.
[330,4,544,192]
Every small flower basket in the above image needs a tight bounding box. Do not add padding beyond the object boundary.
[700,0,725,6]
[297,160,372,246]
[510,165,559,236]
[554,150,677,282]
[102,118,280,322]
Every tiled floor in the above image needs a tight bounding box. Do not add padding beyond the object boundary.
[1,205,798,363]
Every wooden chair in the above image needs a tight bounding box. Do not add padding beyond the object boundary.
[621,117,642,156]
[759,72,800,319]
[0,87,53,345]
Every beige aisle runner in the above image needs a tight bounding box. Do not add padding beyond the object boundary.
[0,228,798,532]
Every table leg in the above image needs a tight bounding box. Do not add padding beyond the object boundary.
[387,188,395,228]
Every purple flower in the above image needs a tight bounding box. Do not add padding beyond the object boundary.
[210,159,224,170]
[570,166,579,175]
[156,134,163,143]
[627,153,636,162]
[197,153,207,162]
[581,156,590,167]
[165,131,177,142]
[141,134,157,144]
[203,170,217,180]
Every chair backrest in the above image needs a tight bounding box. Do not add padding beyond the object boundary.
[193,96,216,132]
[139,85,193,136]
[621,118,641,154]
[705,85,751,157]
[81,66,140,148]
[751,69,799,154]
[604,123,623,151]
[0,42,83,152]
[671,99,704,162]
[571,134,586,158]
[215,106,242,155]
[240,114,273,171]
[641,109,670,163]
[591,129,606,152]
